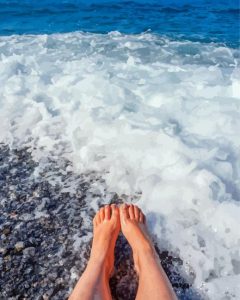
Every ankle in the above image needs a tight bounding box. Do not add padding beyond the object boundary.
[133,244,157,273]
[87,256,112,278]
[89,252,106,266]
[131,238,153,255]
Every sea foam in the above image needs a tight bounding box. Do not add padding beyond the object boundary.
[0,31,240,299]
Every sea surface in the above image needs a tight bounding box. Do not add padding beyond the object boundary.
[0,0,240,299]
[0,0,239,47]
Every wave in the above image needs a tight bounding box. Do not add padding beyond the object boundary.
[0,1,239,48]
[0,31,240,298]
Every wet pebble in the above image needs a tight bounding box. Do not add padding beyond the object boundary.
[23,247,36,257]
[0,144,192,300]
[15,241,25,251]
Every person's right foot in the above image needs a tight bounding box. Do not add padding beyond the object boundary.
[119,203,155,273]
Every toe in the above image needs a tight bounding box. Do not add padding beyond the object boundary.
[120,203,129,220]
[99,207,105,222]
[110,204,119,218]
[139,210,146,224]
[128,204,135,220]
[139,211,144,223]
[93,215,98,226]
[134,205,140,221]
[105,205,111,220]
[95,211,101,225]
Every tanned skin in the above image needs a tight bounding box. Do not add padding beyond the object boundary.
[69,204,177,300]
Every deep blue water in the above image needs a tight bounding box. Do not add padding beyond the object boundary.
[0,0,239,47]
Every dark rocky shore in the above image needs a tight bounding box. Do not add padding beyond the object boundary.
[0,144,201,300]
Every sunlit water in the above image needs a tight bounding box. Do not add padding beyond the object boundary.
[0,0,240,299]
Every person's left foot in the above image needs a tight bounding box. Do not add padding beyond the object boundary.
[90,204,120,278]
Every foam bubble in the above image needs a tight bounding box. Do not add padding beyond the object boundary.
[0,31,239,298]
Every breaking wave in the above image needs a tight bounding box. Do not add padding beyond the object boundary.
[0,31,240,299]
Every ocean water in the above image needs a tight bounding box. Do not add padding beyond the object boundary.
[0,0,239,47]
[0,0,240,299]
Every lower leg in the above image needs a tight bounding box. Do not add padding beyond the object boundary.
[69,257,111,300]
[135,245,177,300]
[69,204,120,300]
[119,204,177,300]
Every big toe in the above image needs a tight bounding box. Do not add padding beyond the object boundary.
[120,203,130,222]
[104,204,111,220]
[110,204,119,218]
[110,204,120,228]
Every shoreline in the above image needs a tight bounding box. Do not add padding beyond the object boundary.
[0,144,197,299]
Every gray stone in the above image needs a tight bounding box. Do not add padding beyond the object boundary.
[0,247,7,255]
[15,241,25,251]
[23,247,36,257]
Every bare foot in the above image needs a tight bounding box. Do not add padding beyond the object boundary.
[90,204,120,278]
[119,203,155,273]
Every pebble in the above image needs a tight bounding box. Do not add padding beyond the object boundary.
[15,241,25,251]
[0,247,7,255]
[0,144,192,300]
[3,227,11,235]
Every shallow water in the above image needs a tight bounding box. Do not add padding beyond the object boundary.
[0,31,240,299]
[0,0,240,299]
[0,145,202,299]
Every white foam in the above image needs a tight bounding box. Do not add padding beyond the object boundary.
[0,31,240,298]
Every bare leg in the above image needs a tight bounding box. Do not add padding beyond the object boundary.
[69,204,120,300]
[120,204,177,300]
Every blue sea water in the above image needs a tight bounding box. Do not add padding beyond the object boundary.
[0,0,239,47]
[1,1,240,299]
